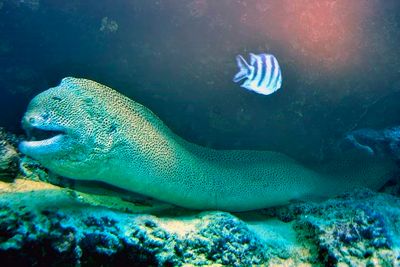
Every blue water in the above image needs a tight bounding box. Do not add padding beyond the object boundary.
[1,0,400,163]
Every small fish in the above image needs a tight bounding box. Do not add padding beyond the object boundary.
[233,53,282,95]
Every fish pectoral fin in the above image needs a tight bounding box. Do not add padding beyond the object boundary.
[233,55,251,83]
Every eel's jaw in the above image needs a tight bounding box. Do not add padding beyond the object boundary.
[19,134,66,158]
[19,125,68,159]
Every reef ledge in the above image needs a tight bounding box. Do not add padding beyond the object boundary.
[1,178,400,266]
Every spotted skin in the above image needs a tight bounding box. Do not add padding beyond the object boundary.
[19,78,397,211]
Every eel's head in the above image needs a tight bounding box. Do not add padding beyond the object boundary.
[19,77,115,179]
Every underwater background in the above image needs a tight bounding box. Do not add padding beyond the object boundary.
[1,0,400,165]
[2,1,400,266]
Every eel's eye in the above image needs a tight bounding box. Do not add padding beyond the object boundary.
[42,113,49,120]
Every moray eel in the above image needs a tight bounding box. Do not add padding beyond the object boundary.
[19,78,397,211]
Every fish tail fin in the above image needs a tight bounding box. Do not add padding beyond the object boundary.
[233,55,251,83]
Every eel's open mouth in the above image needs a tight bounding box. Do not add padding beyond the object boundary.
[26,127,66,142]
[19,125,67,157]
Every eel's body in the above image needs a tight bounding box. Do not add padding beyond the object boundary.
[19,78,397,211]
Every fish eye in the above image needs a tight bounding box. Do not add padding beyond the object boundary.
[52,96,62,101]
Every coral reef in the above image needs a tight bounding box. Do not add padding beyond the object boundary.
[0,180,272,266]
[292,190,400,266]
[342,126,400,161]
[0,129,19,180]
[1,176,400,266]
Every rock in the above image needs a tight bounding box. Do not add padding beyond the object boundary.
[0,179,272,266]
[341,126,400,161]
[0,129,19,180]
[279,189,400,266]
[1,177,400,266]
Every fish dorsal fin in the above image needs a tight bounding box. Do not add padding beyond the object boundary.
[233,55,251,83]
[249,53,258,65]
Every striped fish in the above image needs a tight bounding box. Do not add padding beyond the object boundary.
[233,53,282,96]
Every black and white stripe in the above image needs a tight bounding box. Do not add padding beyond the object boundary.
[234,53,282,95]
